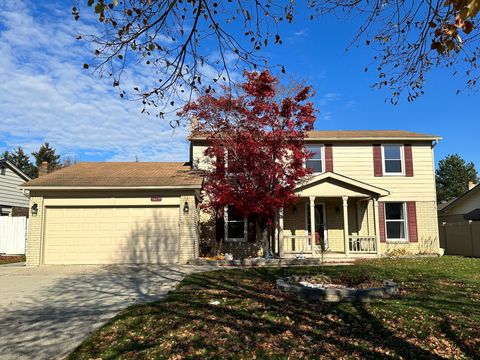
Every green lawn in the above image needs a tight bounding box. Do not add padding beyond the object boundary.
[69,257,480,359]
[0,255,25,265]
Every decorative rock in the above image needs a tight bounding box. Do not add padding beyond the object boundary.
[276,276,399,303]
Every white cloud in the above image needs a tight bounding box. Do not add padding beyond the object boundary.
[318,92,341,107]
[0,0,190,162]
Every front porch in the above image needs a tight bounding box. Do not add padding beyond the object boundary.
[275,172,389,259]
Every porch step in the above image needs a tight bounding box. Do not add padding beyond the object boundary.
[187,257,356,267]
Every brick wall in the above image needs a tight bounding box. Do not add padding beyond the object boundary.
[379,201,440,254]
[25,196,44,266]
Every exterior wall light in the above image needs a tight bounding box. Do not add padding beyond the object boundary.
[31,203,38,216]
[293,206,297,215]
[335,206,341,215]
[183,201,189,214]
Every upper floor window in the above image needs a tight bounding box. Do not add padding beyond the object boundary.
[0,166,6,176]
[385,202,407,241]
[306,145,323,174]
[382,145,404,175]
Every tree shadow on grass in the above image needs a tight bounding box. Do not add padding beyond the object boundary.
[69,260,480,359]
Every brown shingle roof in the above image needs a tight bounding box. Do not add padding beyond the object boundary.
[305,130,441,140]
[190,130,441,141]
[22,162,203,188]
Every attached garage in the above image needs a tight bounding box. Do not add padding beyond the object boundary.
[21,162,202,266]
[44,206,180,265]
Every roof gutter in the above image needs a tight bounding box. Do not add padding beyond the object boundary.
[20,185,202,191]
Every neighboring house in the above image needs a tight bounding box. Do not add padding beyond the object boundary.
[438,182,480,222]
[438,183,480,257]
[0,159,30,217]
[21,130,442,266]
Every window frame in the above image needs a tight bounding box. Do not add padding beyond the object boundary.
[224,206,248,242]
[0,207,12,217]
[305,144,325,175]
[382,144,405,176]
[384,202,409,242]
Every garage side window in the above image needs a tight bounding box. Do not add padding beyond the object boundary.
[225,205,247,242]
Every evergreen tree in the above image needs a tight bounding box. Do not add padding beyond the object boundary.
[1,147,36,178]
[31,142,61,175]
[1,150,10,161]
[436,154,479,203]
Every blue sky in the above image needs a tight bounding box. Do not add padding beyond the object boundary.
[0,1,478,167]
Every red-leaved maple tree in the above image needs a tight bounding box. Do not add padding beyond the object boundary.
[180,70,316,247]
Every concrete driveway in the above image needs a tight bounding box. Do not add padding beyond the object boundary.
[0,263,216,360]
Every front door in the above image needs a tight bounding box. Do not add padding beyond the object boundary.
[306,204,328,251]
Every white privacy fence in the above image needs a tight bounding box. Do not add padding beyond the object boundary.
[0,217,27,254]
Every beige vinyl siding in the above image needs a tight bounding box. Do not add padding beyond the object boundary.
[330,142,436,201]
[192,141,437,201]
[0,167,29,208]
[192,144,212,171]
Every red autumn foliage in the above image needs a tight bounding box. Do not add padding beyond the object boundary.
[180,70,316,224]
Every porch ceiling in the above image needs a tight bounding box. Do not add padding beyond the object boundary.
[294,172,390,198]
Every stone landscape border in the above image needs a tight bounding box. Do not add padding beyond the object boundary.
[277,276,399,302]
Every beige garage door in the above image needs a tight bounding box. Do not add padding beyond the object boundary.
[44,206,179,264]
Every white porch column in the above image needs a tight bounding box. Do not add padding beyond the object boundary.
[342,196,350,257]
[309,196,316,256]
[373,198,381,256]
[278,208,284,258]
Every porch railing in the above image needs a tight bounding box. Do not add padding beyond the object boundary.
[349,235,377,253]
[283,235,312,254]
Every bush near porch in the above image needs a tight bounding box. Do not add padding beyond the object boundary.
[69,257,479,359]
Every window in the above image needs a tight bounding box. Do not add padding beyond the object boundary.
[0,166,5,176]
[382,145,404,175]
[0,207,12,216]
[385,203,407,241]
[306,145,323,173]
[226,205,246,241]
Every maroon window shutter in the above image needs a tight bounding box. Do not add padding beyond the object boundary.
[373,144,383,177]
[407,202,418,242]
[379,202,386,243]
[404,144,414,177]
[215,211,225,242]
[325,144,334,172]
[247,214,257,243]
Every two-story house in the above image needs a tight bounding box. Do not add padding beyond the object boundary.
[191,130,442,259]
[21,130,441,266]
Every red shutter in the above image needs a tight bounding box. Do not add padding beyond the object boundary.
[215,211,225,242]
[379,202,386,243]
[404,144,414,177]
[373,144,383,177]
[325,144,334,172]
[247,214,257,243]
[407,202,418,242]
